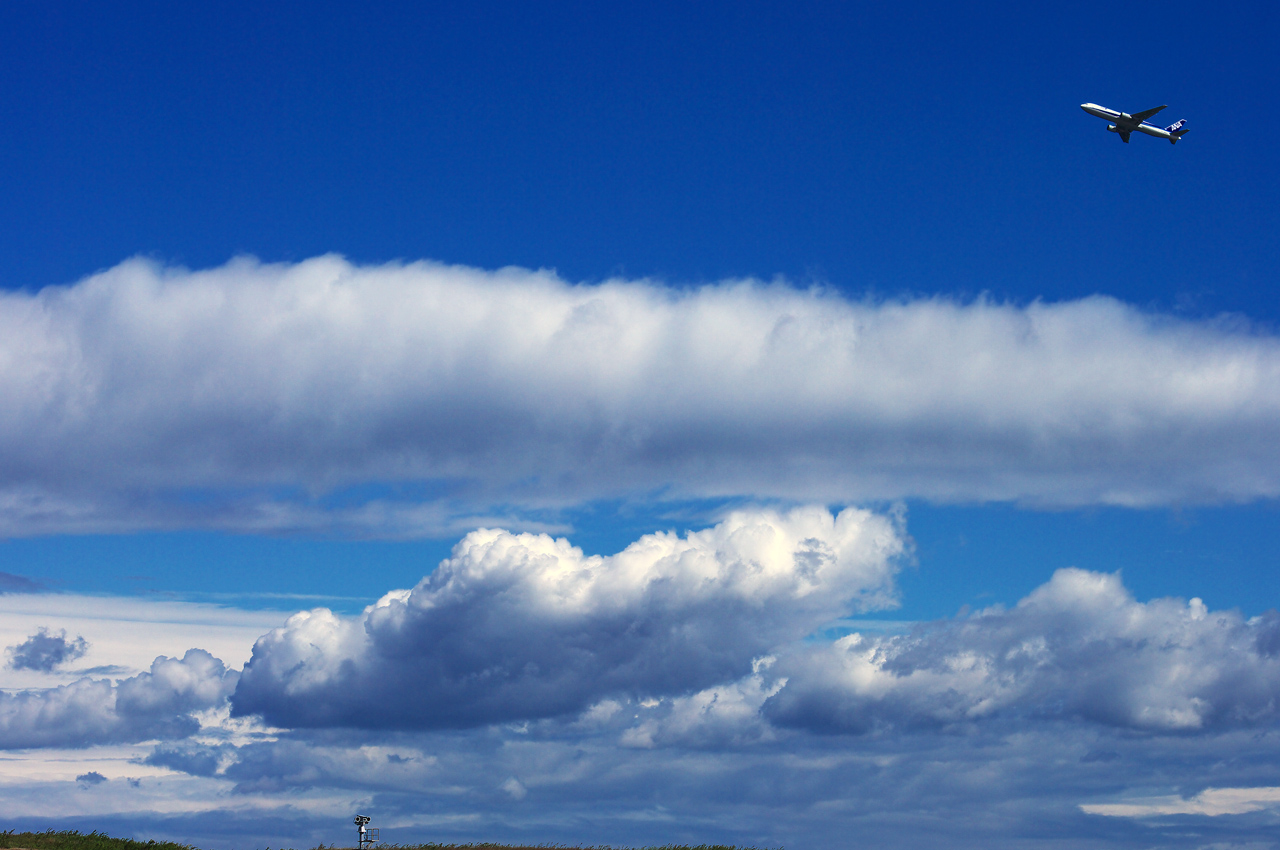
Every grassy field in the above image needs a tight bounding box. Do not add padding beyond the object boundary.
[2,832,764,850]
[0,831,198,850]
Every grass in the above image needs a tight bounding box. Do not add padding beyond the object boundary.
[2,832,767,850]
[0,832,198,850]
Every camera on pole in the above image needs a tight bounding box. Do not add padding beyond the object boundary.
[354,815,379,849]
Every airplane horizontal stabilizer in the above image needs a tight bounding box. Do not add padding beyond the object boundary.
[1165,119,1189,136]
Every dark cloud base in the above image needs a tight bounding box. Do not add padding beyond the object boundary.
[16,724,1280,850]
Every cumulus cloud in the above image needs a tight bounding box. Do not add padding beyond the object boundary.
[3,255,1280,535]
[4,564,1277,850]
[765,569,1280,734]
[232,505,905,729]
[6,627,89,671]
[16,561,1280,850]
[0,649,237,748]
[230,517,1280,740]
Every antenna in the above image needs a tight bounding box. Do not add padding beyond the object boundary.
[354,815,379,850]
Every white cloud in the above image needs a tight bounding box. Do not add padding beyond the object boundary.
[765,569,1280,733]
[231,505,905,729]
[616,661,784,750]
[1082,786,1280,817]
[0,650,236,748]
[4,255,1280,536]
[500,776,527,800]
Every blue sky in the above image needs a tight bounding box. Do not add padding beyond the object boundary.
[1,2,1279,849]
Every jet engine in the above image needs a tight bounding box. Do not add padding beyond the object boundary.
[1106,124,1119,133]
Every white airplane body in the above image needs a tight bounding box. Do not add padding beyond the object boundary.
[1080,103,1189,144]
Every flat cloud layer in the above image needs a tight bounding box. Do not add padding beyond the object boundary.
[232,505,905,728]
[4,255,1280,535]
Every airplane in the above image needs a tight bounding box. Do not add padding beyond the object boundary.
[1080,103,1189,144]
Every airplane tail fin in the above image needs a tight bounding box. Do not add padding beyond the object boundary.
[1165,119,1189,144]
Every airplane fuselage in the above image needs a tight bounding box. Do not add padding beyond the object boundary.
[1080,103,1187,144]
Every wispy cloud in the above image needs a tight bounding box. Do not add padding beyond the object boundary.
[0,571,44,593]
[0,593,287,685]
[4,256,1280,536]
[1083,786,1280,817]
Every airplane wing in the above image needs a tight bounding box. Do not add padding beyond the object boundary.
[1131,105,1167,122]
